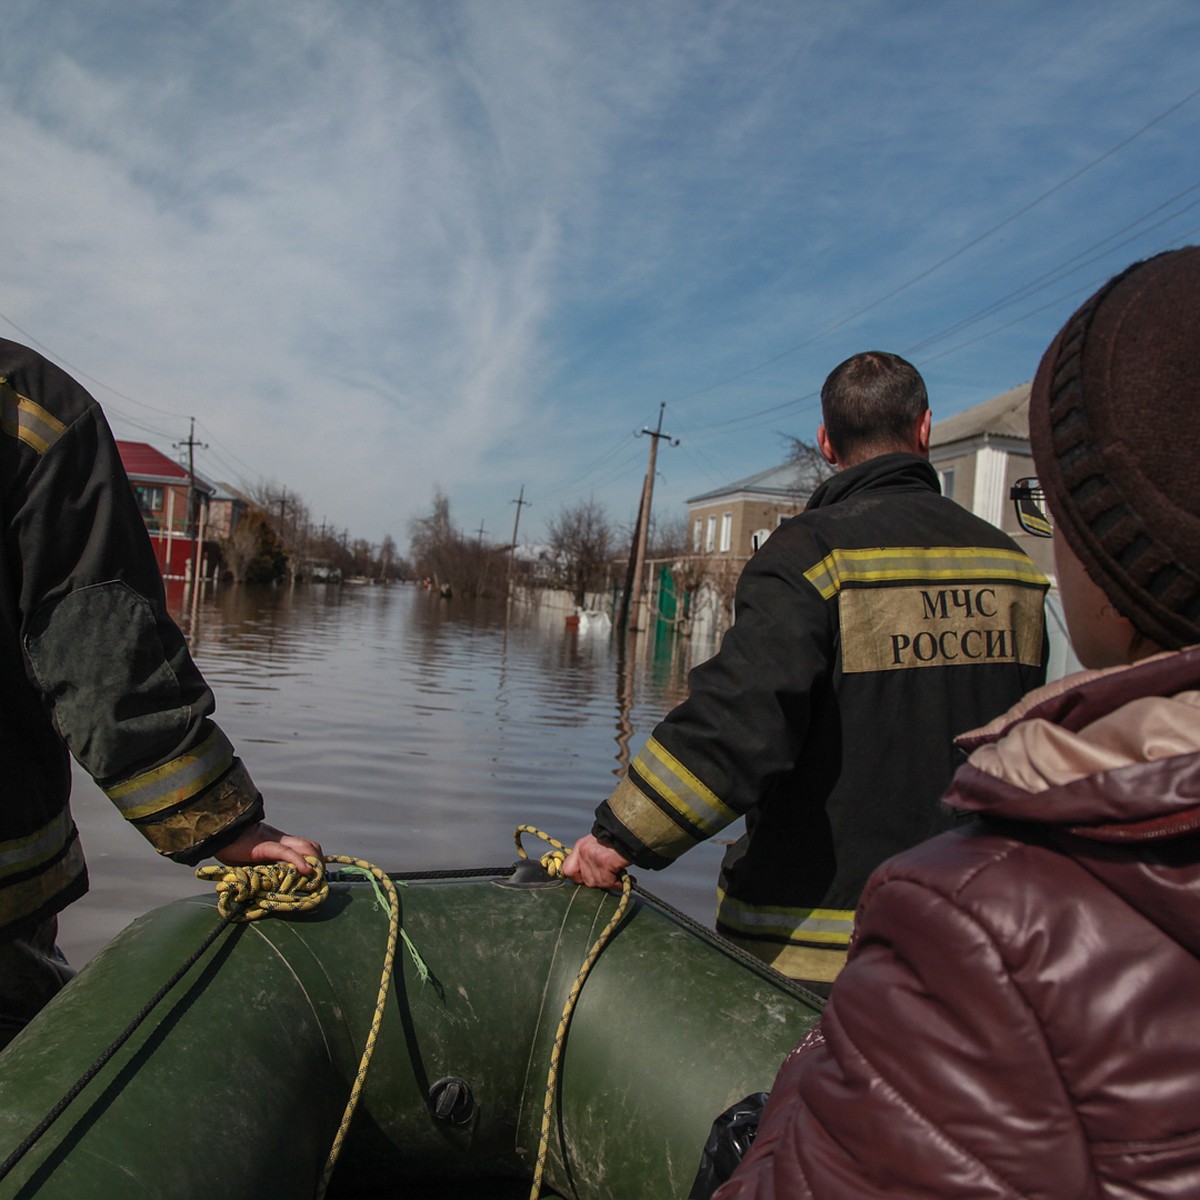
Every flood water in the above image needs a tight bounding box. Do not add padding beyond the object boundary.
[60,582,734,966]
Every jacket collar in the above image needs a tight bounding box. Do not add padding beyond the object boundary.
[947,646,1200,841]
[805,452,939,512]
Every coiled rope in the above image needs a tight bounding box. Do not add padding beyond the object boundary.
[513,825,633,1200]
[195,855,401,1200]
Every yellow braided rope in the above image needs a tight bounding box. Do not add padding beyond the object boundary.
[196,854,399,1200]
[514,825,632,1200]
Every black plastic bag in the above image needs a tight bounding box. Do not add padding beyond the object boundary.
[688,1091,769,1200]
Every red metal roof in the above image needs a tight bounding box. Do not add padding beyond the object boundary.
[117,441,190,483]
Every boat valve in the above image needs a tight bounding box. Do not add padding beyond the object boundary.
[428,1075,477,1125]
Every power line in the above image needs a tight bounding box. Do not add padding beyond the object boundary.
[661,82,1200,409]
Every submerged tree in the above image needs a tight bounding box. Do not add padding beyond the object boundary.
[220,507,287,584]
[546,498,613,607]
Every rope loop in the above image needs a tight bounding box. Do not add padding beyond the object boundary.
[195,854,398,1200]
[195,856,329,922]
[513,823,572,879]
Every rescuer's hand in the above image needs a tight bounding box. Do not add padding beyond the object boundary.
[215,821,325,874]
[562,834,631,889]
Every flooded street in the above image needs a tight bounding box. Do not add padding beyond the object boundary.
[60,582,733,965]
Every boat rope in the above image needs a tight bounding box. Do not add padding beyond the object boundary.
[195,855,402,1200]
[514,825,633,1200]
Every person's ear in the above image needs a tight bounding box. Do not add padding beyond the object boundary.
[817,425,838,467]
[916,409,932,454]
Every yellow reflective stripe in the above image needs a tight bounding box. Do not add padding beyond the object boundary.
[631,736,738,834]
[804,546,1049,601]
[716,888,856,946]
[0,377,68,455]
[0,837,86,930]
[0,810,76,881]
[728,937,848,984]
[106,728,236,820]
[606,776,700,860]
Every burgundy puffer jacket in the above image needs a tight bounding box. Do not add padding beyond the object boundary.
[715,646,1200,1199]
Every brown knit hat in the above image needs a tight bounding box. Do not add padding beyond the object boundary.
[1029,246,1200,650]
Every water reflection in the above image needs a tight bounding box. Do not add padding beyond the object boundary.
[61,583,733,965]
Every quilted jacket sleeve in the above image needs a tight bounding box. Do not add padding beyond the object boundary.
[713,856,1093,1200]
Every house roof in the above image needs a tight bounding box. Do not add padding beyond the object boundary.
[931,381,1031,448]
[210,480,254,505]
[687,461,810,505]
[687,382,1033,508]
[117,441,214,494]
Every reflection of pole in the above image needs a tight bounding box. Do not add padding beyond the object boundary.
[613,626,637,777]
[189,498,207,639]
[627,403,678,634]
[164,489,176,578]
[617,480,647,633]
[506,485,530,608]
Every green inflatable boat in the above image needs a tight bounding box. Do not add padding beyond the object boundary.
[0,854,822,1199]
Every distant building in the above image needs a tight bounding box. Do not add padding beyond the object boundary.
[117,440,215,581]
[204,479,253,541]
[684,462,810,559]
[928,381,1052,578]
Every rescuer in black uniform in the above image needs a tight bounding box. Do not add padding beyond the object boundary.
[0,337,322,1048]
[565,351,1049,987]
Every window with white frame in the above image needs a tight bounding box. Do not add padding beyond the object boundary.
[705,514,716,552]
[693,518,702,552]
[719,512,732,553]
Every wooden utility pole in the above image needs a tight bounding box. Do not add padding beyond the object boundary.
[174,418,207,610]
[626,403,678,634]
[507,485,530,607]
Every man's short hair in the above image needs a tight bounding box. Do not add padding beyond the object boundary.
[820,351,928,460]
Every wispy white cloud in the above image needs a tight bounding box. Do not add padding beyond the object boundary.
[2,0,1199,543]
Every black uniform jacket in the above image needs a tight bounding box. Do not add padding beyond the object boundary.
[0,339,262,942]
[594,453,1048,980]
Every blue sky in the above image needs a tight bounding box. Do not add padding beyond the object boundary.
[3,1,1199,550]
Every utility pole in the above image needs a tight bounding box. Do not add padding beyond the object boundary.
[507,485,530,607]
[173,418,207,609]
[173,417,208,537]
[626,403,678,634]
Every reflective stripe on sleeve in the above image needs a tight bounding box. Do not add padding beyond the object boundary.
[0,378,68,455]
[0,825,86,933]
[804,545,1049,601]
[105,728,237,821]
[0,810,77,881]
[629,737,738,837]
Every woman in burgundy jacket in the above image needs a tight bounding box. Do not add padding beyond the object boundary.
[715,247,1200,1199]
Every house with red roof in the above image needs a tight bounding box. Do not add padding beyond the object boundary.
[116,441,216,582]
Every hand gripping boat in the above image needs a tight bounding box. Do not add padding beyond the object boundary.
[0,850,822,1199]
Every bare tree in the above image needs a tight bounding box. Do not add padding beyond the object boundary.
[378,534,398,581]
[249,481,312,580]
[778,435,836,496]
[546,498,613,607]
[407,487,497,596]
[649,513,690,558]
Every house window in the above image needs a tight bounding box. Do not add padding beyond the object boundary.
[693,518,702,552]
[134,485,163,515]
[751,528,771,551]
[719,512,732,553]
[938,468,955,501]
[705,515,716,552]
